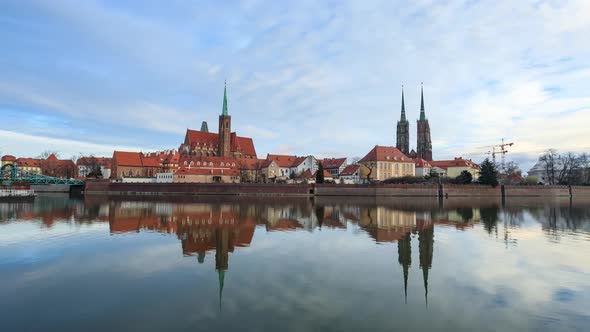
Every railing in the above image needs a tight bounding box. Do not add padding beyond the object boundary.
[0,189,36,197]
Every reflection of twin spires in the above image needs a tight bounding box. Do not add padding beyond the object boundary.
[396,225,434,306]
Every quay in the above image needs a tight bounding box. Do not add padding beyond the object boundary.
[0,189,36,202]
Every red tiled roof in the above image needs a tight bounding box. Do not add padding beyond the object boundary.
[298,169,313,179]
[236,158,265,170]
[16,158,42,167]
[414,158,432,168]
[359,146,411,162]
[266,154,306,168]
[312,170,333,178]
[46,154,59,162]
[141,156,161,168]
[230,133,257,157]
[431,158,480,170]
[340,164,360,176]
[184,129,257,157]
[321,158,347,169]
[1,155,16,162]
[113,151,143,167]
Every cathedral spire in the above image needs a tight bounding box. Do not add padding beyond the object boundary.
[222,80,228,116]
[419,82,426,121]
[401,85,407,122]
[217,269,225,311]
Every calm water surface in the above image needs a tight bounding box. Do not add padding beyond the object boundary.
[1,194,589,331]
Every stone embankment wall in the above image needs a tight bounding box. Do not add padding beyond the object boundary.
[504,185,570,197]
[84,180,590,198]
[315,184,439,196]
[31,184,71,193]
[85,181,311,196]
[442,184,502,197]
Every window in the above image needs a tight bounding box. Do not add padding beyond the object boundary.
[190,161,193,166]
[184,161,187,165]
[197,162,200,166]
[232,163,235,167]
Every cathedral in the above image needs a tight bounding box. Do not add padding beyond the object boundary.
[396,84,433,161]
[179,83,257,159]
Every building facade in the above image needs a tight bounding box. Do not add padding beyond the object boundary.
[358,146,415,182]
[430,157,480,178]
[178,84,257,159]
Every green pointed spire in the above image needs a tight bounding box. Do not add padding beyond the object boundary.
[401,85,407,122]
[419,82,426,121]
[222,80,228,116]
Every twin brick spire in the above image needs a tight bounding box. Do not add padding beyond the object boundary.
[396,83,432,161]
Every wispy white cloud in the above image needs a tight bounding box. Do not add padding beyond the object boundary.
[1,0,589,171]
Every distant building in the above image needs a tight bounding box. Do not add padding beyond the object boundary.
[264,154,318,180]
[430,157,480,178]
[321,158,347,177]
[1,155,16,168]
[414,158,432,177]
[156,172,174,183]
[174,167,240,183]
[339,164,361,184]
[178,83,257,159]
[111,151,161,179]
[358,146,415,182]
[76,157,112,179]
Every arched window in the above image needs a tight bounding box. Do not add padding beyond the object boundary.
[184,161,187,166]
[197,162,201,166]
[231,163,235,167]
[190,161,194,166]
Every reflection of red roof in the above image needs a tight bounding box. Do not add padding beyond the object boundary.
[414,158,432,168]
[340,164,359,176]
[266,219,302,231]
[431,158,480,170]
[359,146,411,162]
[1,155,16,162]
[321,158,347,169]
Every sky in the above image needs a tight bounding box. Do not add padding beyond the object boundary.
[1,0,589,172]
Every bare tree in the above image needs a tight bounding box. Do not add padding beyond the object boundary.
[579,153,590,184]
[539,149,558,185]
[558,152,581,184]
[37,150,59,159]
[364,162,376,183]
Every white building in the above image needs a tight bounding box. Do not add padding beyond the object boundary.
[339,164,361,184]
[156,172,174,183]
[414,158,433,177]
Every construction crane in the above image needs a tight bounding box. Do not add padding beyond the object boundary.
[476,138,515,171]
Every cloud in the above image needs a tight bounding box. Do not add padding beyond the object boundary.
[1,0,589,172]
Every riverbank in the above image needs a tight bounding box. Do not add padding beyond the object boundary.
[83,181,590,198]
[0,189,36,202]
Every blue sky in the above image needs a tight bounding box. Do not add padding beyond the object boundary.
[1,0,589,171]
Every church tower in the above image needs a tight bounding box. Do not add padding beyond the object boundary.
[396,86,410,155]
[218,81,232,157]
[416,83,433,161]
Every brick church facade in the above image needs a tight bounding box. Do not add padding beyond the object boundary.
[179,83,257,159]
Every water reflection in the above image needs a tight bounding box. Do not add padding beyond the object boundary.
[1,195,590,331]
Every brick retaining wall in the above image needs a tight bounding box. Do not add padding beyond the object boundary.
[315,184,439,196]
[85,182,311,196]
[504,185,570,197]
[442,184,502,197]
[570,186,590,196]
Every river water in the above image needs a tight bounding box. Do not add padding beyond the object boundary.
[1,194,589,331]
